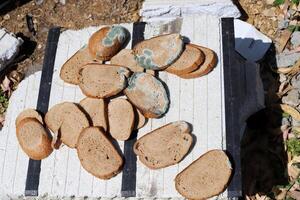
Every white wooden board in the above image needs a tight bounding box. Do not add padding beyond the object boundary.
[0,15,227,199]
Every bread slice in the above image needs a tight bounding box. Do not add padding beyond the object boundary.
[175,150,232,199]
[134,107,146,130]
[133,33,184,70]
[146,70,155,76]
[108,98,135,140]
[45,102,89,148]
[79,63,130,98]
[178,45,217,79]
[79,97,107,131]
[16,109,43,126]
[16,118,53,160]
[77,127,123,179]
[88,25,129,61]
[124,72,169,118]
[60,45,97,85]
[165,44,205,75]
[110,49,144,73]
[133,121,193,169]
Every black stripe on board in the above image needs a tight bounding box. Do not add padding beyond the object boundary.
[121,22,145,198]
[221,18,242,198]
[25,27,61,196]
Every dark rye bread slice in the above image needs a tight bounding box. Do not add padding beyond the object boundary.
[133,33,184,70]
[79,63,130,98]
[108,98,135,141]
[133,121,193,169]
[77,127,123,179]
[110,49,144,73]
[60,45,98,85]
[79,97,107,131]
[88,25,129,61]
[45,102,89,148]
[124,72,169,118]
[165,44,205,75]
[16,108,43,126]
[175,150,232,199]
[16,118,53,160]
[179,45,217,79]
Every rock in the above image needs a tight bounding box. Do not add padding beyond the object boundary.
[281,117,291,126]
[262,8,276,17]
[0,29,23,72]
[276,52,300,67]
[140,0,241,21]
[278,19,289,30]
[291,74,300,89]
[282,89,300,107]
[291,31,300,48]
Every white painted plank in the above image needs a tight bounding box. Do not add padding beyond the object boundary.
[177,16,194,173]
[13,71,41,194]
[0,74,30,195]
[192,15,209,159]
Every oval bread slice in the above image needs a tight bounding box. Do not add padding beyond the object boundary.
[79,64,130,98]
[175,150,232,199]
[134,107,146,130]
[178,45,217,79]
[88,25,129,61]
[60,45,96,85]
[77,127,123,179]
[124,72,169,118]
[165,44,205,75]
[133,33,184,70]
[79,97,107,131]
[45,102,89,148]
[108,98,135,140]
[133,121,193,169]
[16,109,43,126]
[110,49,144,73]
[16,118,53,160]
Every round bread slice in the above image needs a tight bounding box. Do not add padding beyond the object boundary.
[165,44,205,75]
[133,121,193,169]
[60,45,97,85]
[79,97,107,131]
[133,33,184,70]
[108,98,135,140]
[134,107,146,130]
[16,109,43,126]
[175,150,232,199]
[16,118,53,160]
[77,127,124,179]
[178,45,217,79]
[124,72,169,118]
[88,25,129,61]
[79,64,130,98]
[45,102,89,148]
[110,49,144,73]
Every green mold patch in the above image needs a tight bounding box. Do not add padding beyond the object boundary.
[135,49,159,70]
[101,25,128,47]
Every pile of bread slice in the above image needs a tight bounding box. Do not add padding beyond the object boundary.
[15,25,231,199]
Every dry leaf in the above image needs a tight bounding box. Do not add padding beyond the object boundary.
[288,190,300,200]
[276,104,300,121]
[277,30,292,53]
[1,76,11,93]
[277,81,292,97]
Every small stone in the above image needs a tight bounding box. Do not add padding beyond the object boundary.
[37,44,42,49]
[282,89,300,107]
[278,19,289,30]
[291,31,300,48]
[281,117,291,126]
[3,14,10,20]
[291,74,300,89]
[276,52,300,67]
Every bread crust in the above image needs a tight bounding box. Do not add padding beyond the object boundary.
[178,45,217,79]
[16,118,53,160]
[165,44,205,75]
[175,150,232,199]
[16,108,43,127]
